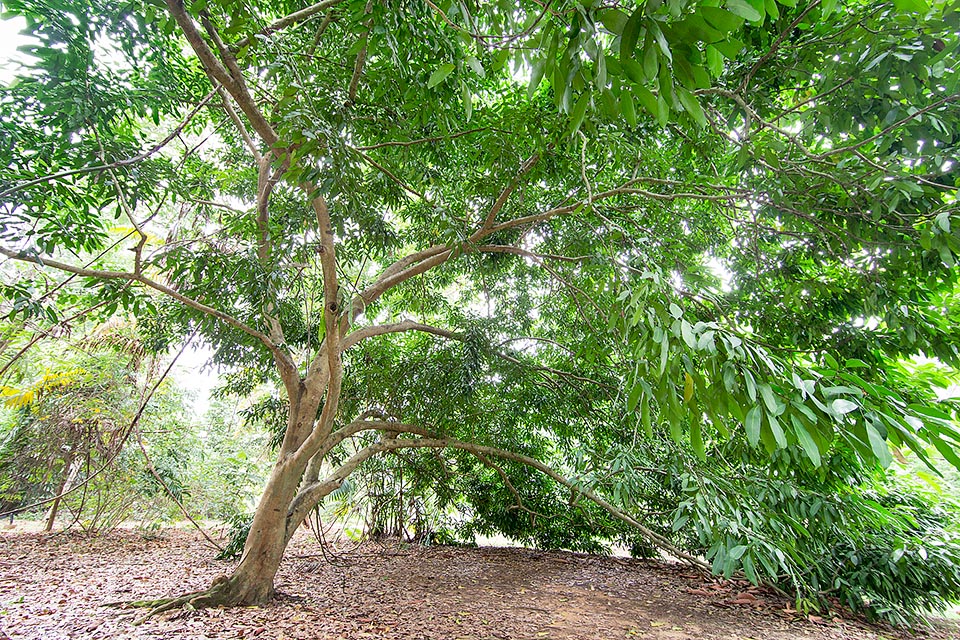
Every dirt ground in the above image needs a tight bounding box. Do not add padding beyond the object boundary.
[0,527,957,640]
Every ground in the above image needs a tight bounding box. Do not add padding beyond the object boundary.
[0,526,957,640]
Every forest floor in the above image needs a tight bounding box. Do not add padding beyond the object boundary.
[0,526,958,640]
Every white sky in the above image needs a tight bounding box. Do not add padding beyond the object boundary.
[172,343,219,415]
[0,15,32,85]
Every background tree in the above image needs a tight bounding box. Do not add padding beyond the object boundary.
[0,318,187,531]
[1,0,959,620]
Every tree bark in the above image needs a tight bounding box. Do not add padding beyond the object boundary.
[44,447,77,532]
[218,464,301,603]
[210,385,326,604]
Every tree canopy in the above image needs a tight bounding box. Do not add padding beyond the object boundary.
[2,0,960,623]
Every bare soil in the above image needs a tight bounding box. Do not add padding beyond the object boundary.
[0,526,957,640]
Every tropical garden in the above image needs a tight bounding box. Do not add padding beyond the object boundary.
[1,0,960,635]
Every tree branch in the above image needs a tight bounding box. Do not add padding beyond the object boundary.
[739,0,821,92]
[234,0,350,49]
[292,196,344,460]
[340,320,462,352]
[0,247,280,353]
[0,90,216,200]
[346,0,373,105]
[356,127,490,151]
[165,0,279,146]
[351,147,426,199]
[288,436,711,571]
[481,151,541,229]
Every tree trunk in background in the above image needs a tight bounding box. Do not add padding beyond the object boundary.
[44,447,76,532]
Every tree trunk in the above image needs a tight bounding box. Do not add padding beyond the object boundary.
[211,402,320,605]
[44,448,77,532]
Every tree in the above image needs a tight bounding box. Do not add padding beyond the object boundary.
[0,318,195,532]
[2,0,959,614]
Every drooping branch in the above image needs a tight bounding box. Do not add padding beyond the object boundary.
[0,247,281,354]
[234,0,350,49]
[351,147,427,199]
[356,127,491,151]
[0,90,216,200]
[481,151,542,229]
[288,435,711,571]
[472,452,546,521]
[491,349,616,391]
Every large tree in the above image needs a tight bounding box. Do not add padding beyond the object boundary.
[2,0,960,611]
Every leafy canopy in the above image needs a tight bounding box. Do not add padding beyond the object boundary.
[1,0,960,622]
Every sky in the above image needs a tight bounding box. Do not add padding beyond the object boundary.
[0,15,31,85]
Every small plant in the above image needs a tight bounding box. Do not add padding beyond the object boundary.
[216,513,253,561]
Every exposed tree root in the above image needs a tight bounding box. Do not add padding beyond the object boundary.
[113,574,265,625]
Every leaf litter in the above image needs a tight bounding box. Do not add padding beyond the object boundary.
[0,528,957,639]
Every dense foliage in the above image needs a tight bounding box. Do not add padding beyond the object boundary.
[1,0,960,623]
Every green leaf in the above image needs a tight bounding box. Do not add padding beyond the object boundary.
[866,423,893,467]
[643,39,659,81]
[768,413,787,449]
[745,406,762,446]
[764,0,779,20]
[676,87,706,128]
[655,95,669,126]
[931,436,960,470]
[672,513,690,532]
[641,393,653,437]
[830,398,859,415]
[700,7,745,33]
[620,8,645,62]
[567,93,591,136]
[711,37,744,59]
[669,418,685,446]
[742,554,757,584]
[659,333,670,375]
[791,417,822,467]
[462,82,472,121]
[744,370,757,402]
[681,319,696,348]
[427,63,455,88]
[725,0,763,22]
[600,8,630,34]
[729,544,748,560]
[620,91,637,127]
[705,45,724,76]
[623,59,646,84]
[759,383,779,415]
[634,86,659,118]
[647,20,672,62]
[466,56,485,77]
[628,380,644,412]
[894,0,930,12]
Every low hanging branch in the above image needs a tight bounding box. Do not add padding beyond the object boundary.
[290,432,711,572]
